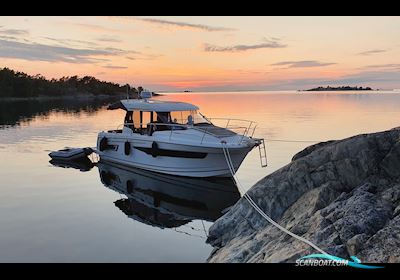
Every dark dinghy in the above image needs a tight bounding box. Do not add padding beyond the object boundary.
[49,147,93,161]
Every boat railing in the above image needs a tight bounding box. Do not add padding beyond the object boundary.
[115,118,258,144]
[207,117,258,139]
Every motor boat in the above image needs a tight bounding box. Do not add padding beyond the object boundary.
[97,162,240,228]
[96,91,266,177]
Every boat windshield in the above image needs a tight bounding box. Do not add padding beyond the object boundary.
[169,110,211,126]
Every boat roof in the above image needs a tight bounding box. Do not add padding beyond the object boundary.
[107,99,199,112]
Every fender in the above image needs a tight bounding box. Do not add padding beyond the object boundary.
[151,141,159,158]
[124,141,131,156]
[126,180,134,194]
[99,137,108,152]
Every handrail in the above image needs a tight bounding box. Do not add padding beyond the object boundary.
[207,118,257,134]
[210,118,258,142]
[208,117,256,123]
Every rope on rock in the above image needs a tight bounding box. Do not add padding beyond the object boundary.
[221,142,329,256]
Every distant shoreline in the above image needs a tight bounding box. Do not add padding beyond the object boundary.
[158,88,397,94]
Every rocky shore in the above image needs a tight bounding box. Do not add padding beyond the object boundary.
[207,127,400,263]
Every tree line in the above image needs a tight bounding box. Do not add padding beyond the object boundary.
[0,67,142,98]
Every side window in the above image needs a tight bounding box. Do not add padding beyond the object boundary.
[170,111,181,124]
[124,111,133,125]
[142,112,151,128]
[155,112,170,123]
[133,111,141,129]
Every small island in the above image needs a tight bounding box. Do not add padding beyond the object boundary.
[302,85,373,91]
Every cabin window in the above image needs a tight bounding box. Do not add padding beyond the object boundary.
[133,111,141,129]
[141,111,152,128]
[152,112,173,131]
[126,111,155,134]
[124,111,133,125]
[155,112,170,124]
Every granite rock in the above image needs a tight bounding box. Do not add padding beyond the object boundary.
[207,127,400,263]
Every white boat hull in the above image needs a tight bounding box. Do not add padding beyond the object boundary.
[96,132,255,177]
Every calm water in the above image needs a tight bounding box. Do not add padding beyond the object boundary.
[1,91,400,262]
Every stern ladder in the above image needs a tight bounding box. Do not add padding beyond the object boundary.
[257,138,268,167]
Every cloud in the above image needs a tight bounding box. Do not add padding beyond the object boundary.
[326,70,400,85]
[41,37,159,62]
[269,36,281,41]
[126,53,163,61]
[68,22,118,33]
[0,39,133,63]
[363,63,400,69]
[103,64,128,69]
[0,28,29,36]
[43,37,99,47]
[272,60,336,68]
[204,41,286,52]
[0,35,19,41]
[358,49,387,56]
[135,17,235,32]
[96,36,122,43]
[267,69,400,90]
[103,47,136,53]
[0,37,158,64]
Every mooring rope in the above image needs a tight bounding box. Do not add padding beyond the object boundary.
[221,143,329,256]
[265,138,320,143]
[201,220,208,238]
[173,228,206,239]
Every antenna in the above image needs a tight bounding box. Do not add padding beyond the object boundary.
[125,84,129,99]
[126,84,130,100]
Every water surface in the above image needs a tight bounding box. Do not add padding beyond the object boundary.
[1,91,400,262]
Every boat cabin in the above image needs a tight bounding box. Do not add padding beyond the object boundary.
[107,99,211,135]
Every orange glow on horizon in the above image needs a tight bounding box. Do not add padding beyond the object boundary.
[1,16,399,90]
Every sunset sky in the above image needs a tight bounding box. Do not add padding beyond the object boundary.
[0,16,399,91]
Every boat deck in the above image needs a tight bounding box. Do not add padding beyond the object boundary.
[195,125,237,138]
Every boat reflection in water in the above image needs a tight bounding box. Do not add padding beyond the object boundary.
[97,162,241,228]
[49,157,94,172]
